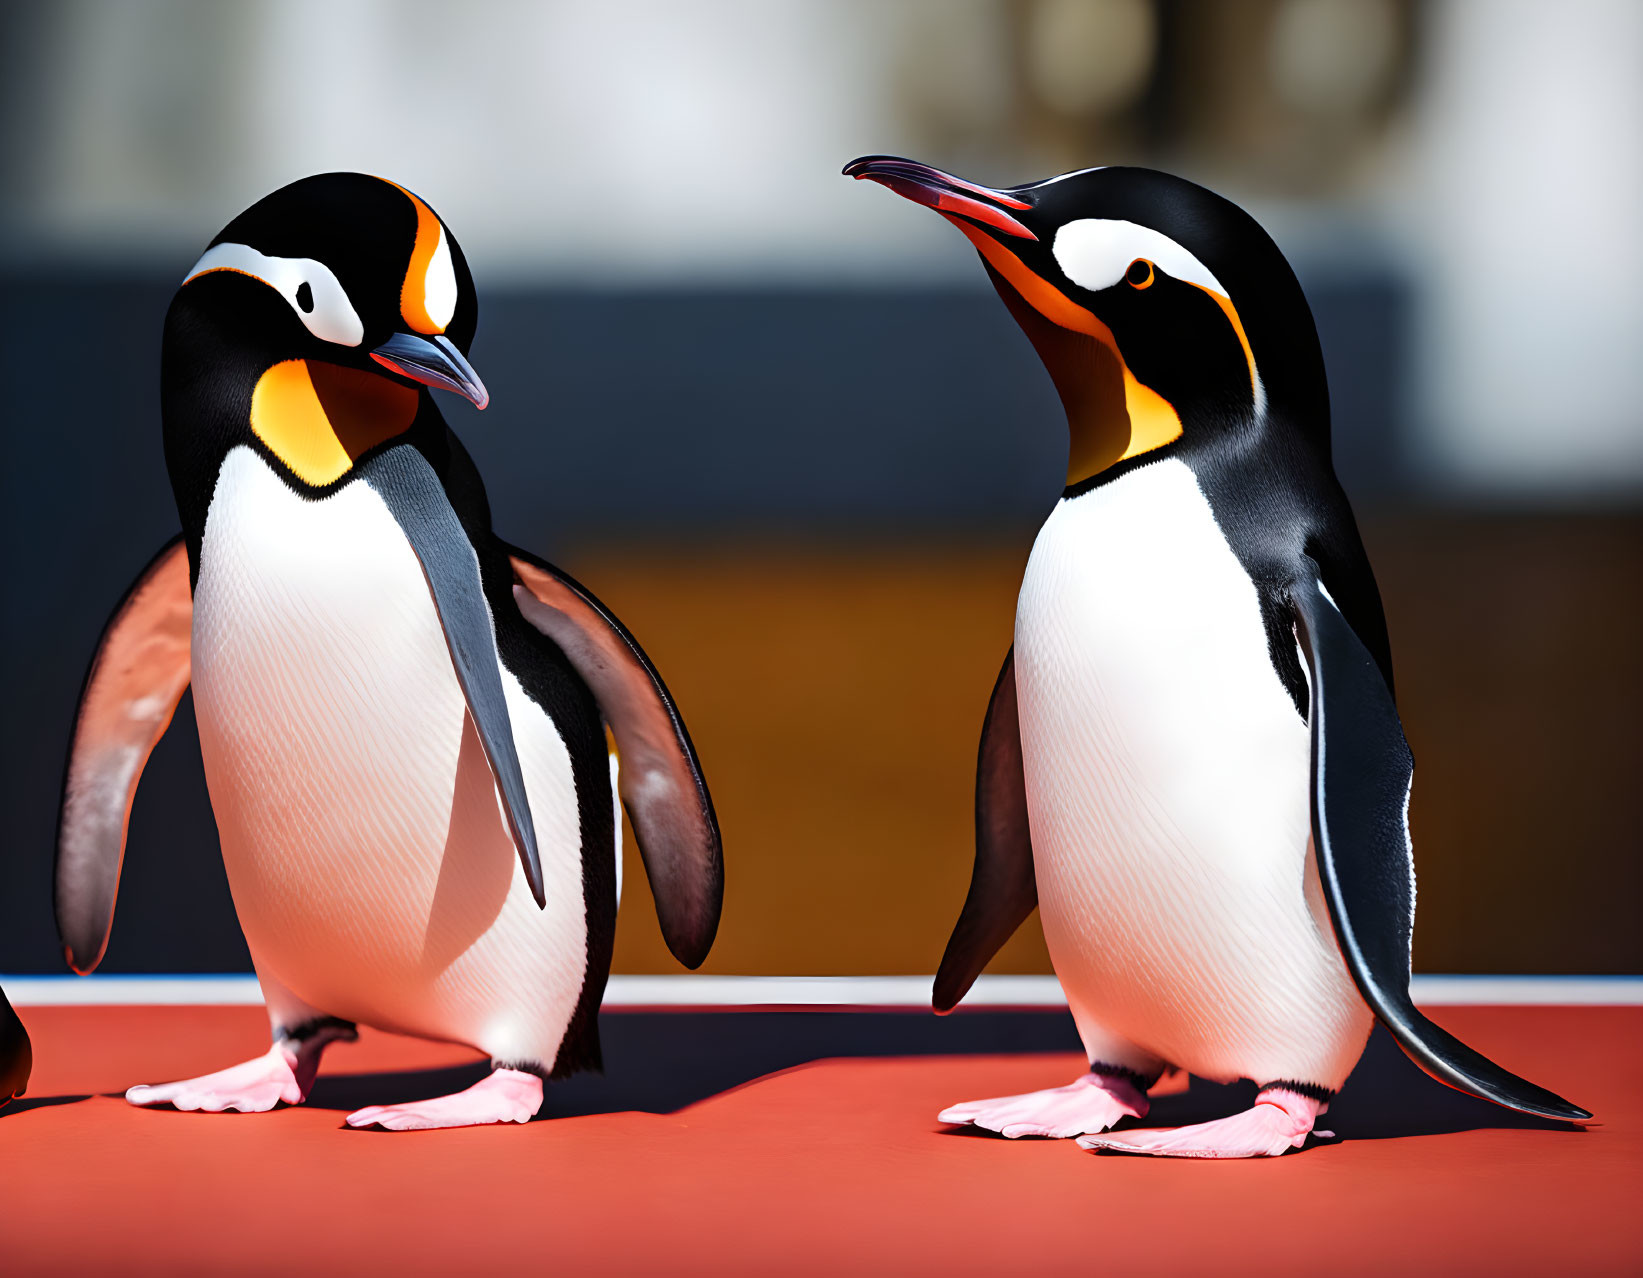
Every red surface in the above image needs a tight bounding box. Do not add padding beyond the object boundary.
[3,1004,1639,1276]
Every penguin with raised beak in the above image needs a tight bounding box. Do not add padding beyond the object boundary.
[846,156,1589,1156]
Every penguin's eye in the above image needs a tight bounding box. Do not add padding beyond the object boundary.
[182,242,364,347]
[1126,259,1155,289]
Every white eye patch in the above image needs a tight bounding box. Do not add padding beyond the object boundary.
[1052,218,1228,297]
[182,242,364,347]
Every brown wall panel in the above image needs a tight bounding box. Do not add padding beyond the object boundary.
[589,515,1641,977]
[597,545,1051,977]
[1368,512,1642,972]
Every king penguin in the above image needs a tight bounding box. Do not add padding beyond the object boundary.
[54,173,723,1130]
[845,156,1591,1157]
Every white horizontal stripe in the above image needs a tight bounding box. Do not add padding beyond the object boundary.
[5,974,1641,1009]
[1401,975,1643,1005]
[6,975,268,1006]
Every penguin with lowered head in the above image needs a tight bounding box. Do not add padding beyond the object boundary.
[56,174,722,1130]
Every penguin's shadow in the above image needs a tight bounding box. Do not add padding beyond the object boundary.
[1301,1027,1578,1140]
[3,1018,1582,1137]
[948,1024,1578,1141]
[306,1014,1578,1137]
[306,1009,1089,1120]
[0,1093,92,1117]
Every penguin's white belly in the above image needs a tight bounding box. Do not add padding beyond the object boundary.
[190,446,591,1068]
[1015,458,1369,1088]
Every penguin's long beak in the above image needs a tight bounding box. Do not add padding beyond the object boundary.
[843,155,1038,242]
[846,153,1185,488]
[370,332,490,410]
[845,153,1091,339]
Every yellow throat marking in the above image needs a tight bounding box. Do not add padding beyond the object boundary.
[949,218,1205,487]
[952,218,1182,482]
[249,360,419,486]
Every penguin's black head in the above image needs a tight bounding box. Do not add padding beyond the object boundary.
[845,157,1328,488]
[165,172,485,489]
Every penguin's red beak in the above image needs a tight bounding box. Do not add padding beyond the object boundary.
[842,156,1038,241]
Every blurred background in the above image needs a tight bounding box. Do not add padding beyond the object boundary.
[1,0,1637,978]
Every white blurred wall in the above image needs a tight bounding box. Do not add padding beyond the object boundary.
[1404,0,1643,494]
[4,0,982,282]
[4,0,1639,494]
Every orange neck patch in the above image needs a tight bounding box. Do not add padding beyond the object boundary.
[249,360,419,486]
[946,217,1183,487]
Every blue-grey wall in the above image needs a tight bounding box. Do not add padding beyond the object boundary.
[0,274,1409,973]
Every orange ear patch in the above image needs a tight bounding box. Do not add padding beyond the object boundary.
[393,184,448,335]
[249,360,419,486]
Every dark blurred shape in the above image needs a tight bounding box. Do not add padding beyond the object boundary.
[902,0,1418,191]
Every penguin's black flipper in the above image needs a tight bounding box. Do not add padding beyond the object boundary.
[56,535,192,974]
[507,547,723,969]
[1291,564,1592,1123]
[361,445,544,907]
[0,984,31,1106]
[934,648,1036,1014]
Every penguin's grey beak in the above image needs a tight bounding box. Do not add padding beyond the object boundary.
[843,155,1038,241]
[370,332,490,410]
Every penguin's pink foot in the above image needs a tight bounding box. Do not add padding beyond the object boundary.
[938,1070,1150,1139]
[126,1043,308,1113]
[1078,1087,1330,1159]
[346,1067,543,1131]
